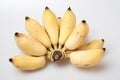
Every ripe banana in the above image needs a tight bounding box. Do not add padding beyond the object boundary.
[15,32,47,56]
[9,55,46,70]
[65,20,89,50]
[69,49,105,67]
[59,7,76,49]
[25,17,51,49]
[79,39,104,50]
[42,7,59,49]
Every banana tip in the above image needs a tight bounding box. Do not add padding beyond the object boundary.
[58,17,61,19]
[82,20,86,23]
[103,48,106,51]
[45,6,49,9]
[101,39,104,42]
[68,7,71,10]
[25,16,29,20]
[15,32,19,36]
[9,58,13,63]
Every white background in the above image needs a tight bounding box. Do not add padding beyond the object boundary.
[0,0,120,80]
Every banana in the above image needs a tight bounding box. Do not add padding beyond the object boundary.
[15,32,47,56]
[9,55,46,70]
[69,48,105,67]
[79,39,104,50]
[25,17,51,49]
[65,20,89,50]
[59,7,76,49]
[42,7,59,49]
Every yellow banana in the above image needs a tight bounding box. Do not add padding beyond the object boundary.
[65,20,89,50]
[59,7,76,49]
[15,32,47,56]
[69,48,105,67]
[42,7,59,49]
[9,7,106,71]
[79,39,104,50]
[25,17,51,49]
[9,55,46,70]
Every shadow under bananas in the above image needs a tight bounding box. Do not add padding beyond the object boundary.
[50,58,71,67]
[75,62,109,72]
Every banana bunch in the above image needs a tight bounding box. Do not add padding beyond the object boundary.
[9,7,106,71]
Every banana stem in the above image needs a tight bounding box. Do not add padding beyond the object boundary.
[49,47,54,51]
[58,44,62,49]
[46,51,51,59]
[54,44,58,50]
[65,53,70,58]
[66,51,72,54]
[62,46,67,52]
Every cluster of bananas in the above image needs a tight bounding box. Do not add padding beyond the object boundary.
[9,7,105,71]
